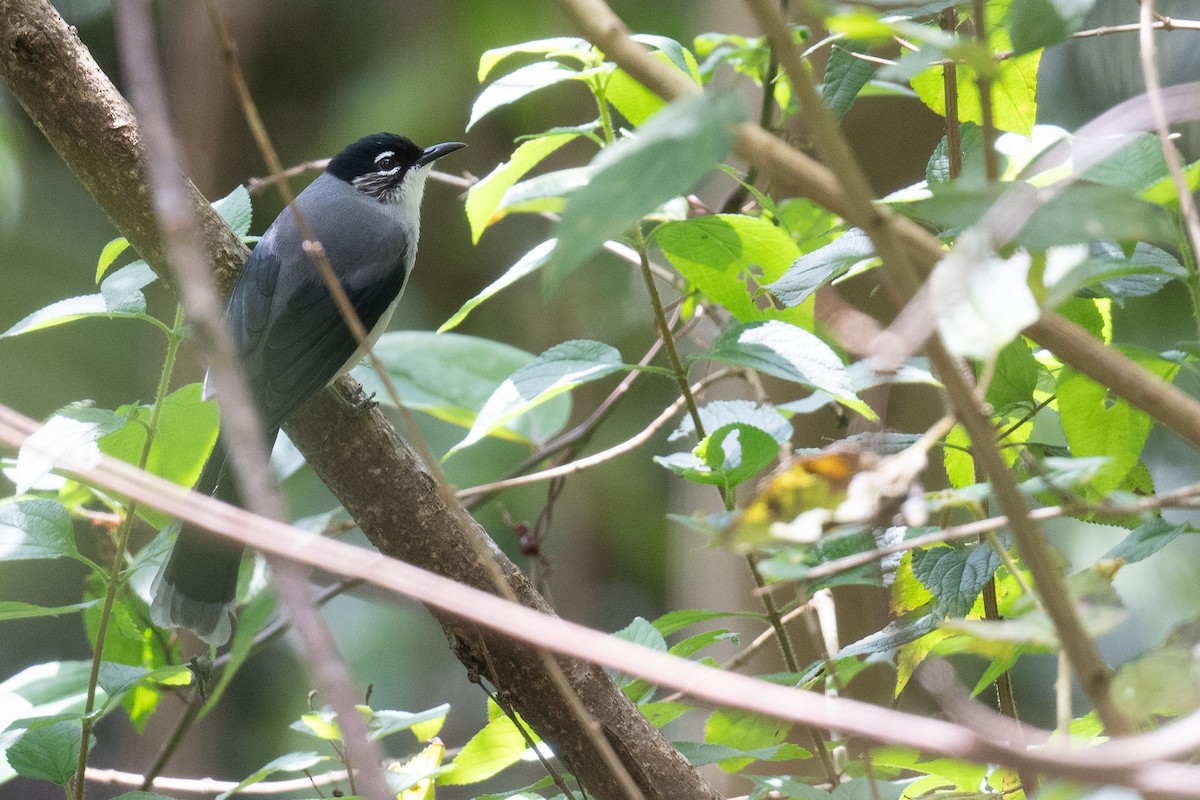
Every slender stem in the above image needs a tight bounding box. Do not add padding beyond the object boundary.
[77,304,184,800]
[972,0,1000,182]
[635,229,705,437]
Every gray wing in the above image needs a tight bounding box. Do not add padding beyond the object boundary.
[225,177,410,430]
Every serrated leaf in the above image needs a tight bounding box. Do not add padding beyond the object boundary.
[702,708,799,772]
[1059,349,1178,494]
[478,37,592,82]
[655,214,808,327]
[911,45,1040,135]
[1103,517,1190,564]
[822,40,874,118]
[549,91,744,293]
[613,616,669,652]
[440,712,531,785]
[670,400,792,446]
[8,719,87,785]
[466,135,578,242]
[95,237,131,282]
[99,383,221,527]
[354,331,571,446]
[3,262,158,337]
[655,422,780,490]
[448,340,626,457]
[701,320,873,418]
[838,613,942,658]
[986,337,1039,414]
[0,499,76,562]
[14,405,126,495]
[910,544,1001,617]
[440,240,555,333]
[216,752,329,800]
[766,228,875,309]
[212,184,253,237]
[469,61,582,130]
[927,122,986,186]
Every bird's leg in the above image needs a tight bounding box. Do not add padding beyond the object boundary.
[336,379,378,417]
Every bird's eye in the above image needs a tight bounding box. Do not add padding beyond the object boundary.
[377,155,398,171]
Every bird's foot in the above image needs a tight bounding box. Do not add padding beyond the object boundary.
[337,380,378,417]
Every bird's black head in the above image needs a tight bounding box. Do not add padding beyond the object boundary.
[325,133,465,204]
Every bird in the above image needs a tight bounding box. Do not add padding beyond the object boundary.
[150,133,466,646]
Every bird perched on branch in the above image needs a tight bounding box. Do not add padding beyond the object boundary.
[151,133,466,645]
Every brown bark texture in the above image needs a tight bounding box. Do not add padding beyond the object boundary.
[0,2,721,798]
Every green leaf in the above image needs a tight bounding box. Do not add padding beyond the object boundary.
[928,229,1046,361]
[469,61,582,130]
[212,184,253,237]
[0,600,94,620]
[216,752,330,800]
[613,616,669,652]
[675,741,809,770]
[2,261,158,337]
[652,608,764,636]
[354,331,571,446]
[1009,0,1098,55]
[549,91,745,293]
[466,134,579,242]
[1081,133,1171,194]
[478,37,592,82]
[440,711,530,785]
[639,701,693,728]
[0,499,77,561]
[701,321,873,418]
[910,544,1001,617]
[986,337,1039,414]
[822,40,874,118]
[1058,349,1178,494]
[7,719,87,786]
[99,383,221,526]
[910,45,1040,135]
[607,67,668,126]
[1103,517,1190,564]
[927,122,987,186]
[291,707,343,740]
[1113,646,1200,719]
[447,339,626,458]
[13,405,127,495]
[496,166,592,219]
[369,704,451,742]
[703,708,795,772]
[95,237,131,283]
[655,422,780,489]
[655,214,808,327]
[440,240,555,333]
[765,229,875,309]
[907,182,1179,250]
[838,613,942,658]
[751,775,834,800]
[670,400,792,446]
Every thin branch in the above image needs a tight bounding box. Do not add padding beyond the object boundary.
[456,370,732,499]
[1139,0,1200,271]
[8,401,1200,793]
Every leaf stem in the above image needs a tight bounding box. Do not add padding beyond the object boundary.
[76,303,184,800]
[634,228,706,437]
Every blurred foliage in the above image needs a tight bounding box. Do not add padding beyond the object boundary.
[6,0,1200,799]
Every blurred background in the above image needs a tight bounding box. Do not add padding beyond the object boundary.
[3,1,1200,798]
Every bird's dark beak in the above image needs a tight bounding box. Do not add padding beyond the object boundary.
[417,141,467,167]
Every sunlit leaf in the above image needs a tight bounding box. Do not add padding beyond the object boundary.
[466,134,579,242]
[440,240,555,332]
[447,339,626,457]
[549,91,744,293]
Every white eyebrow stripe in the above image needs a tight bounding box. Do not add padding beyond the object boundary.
[374,150,396,163]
